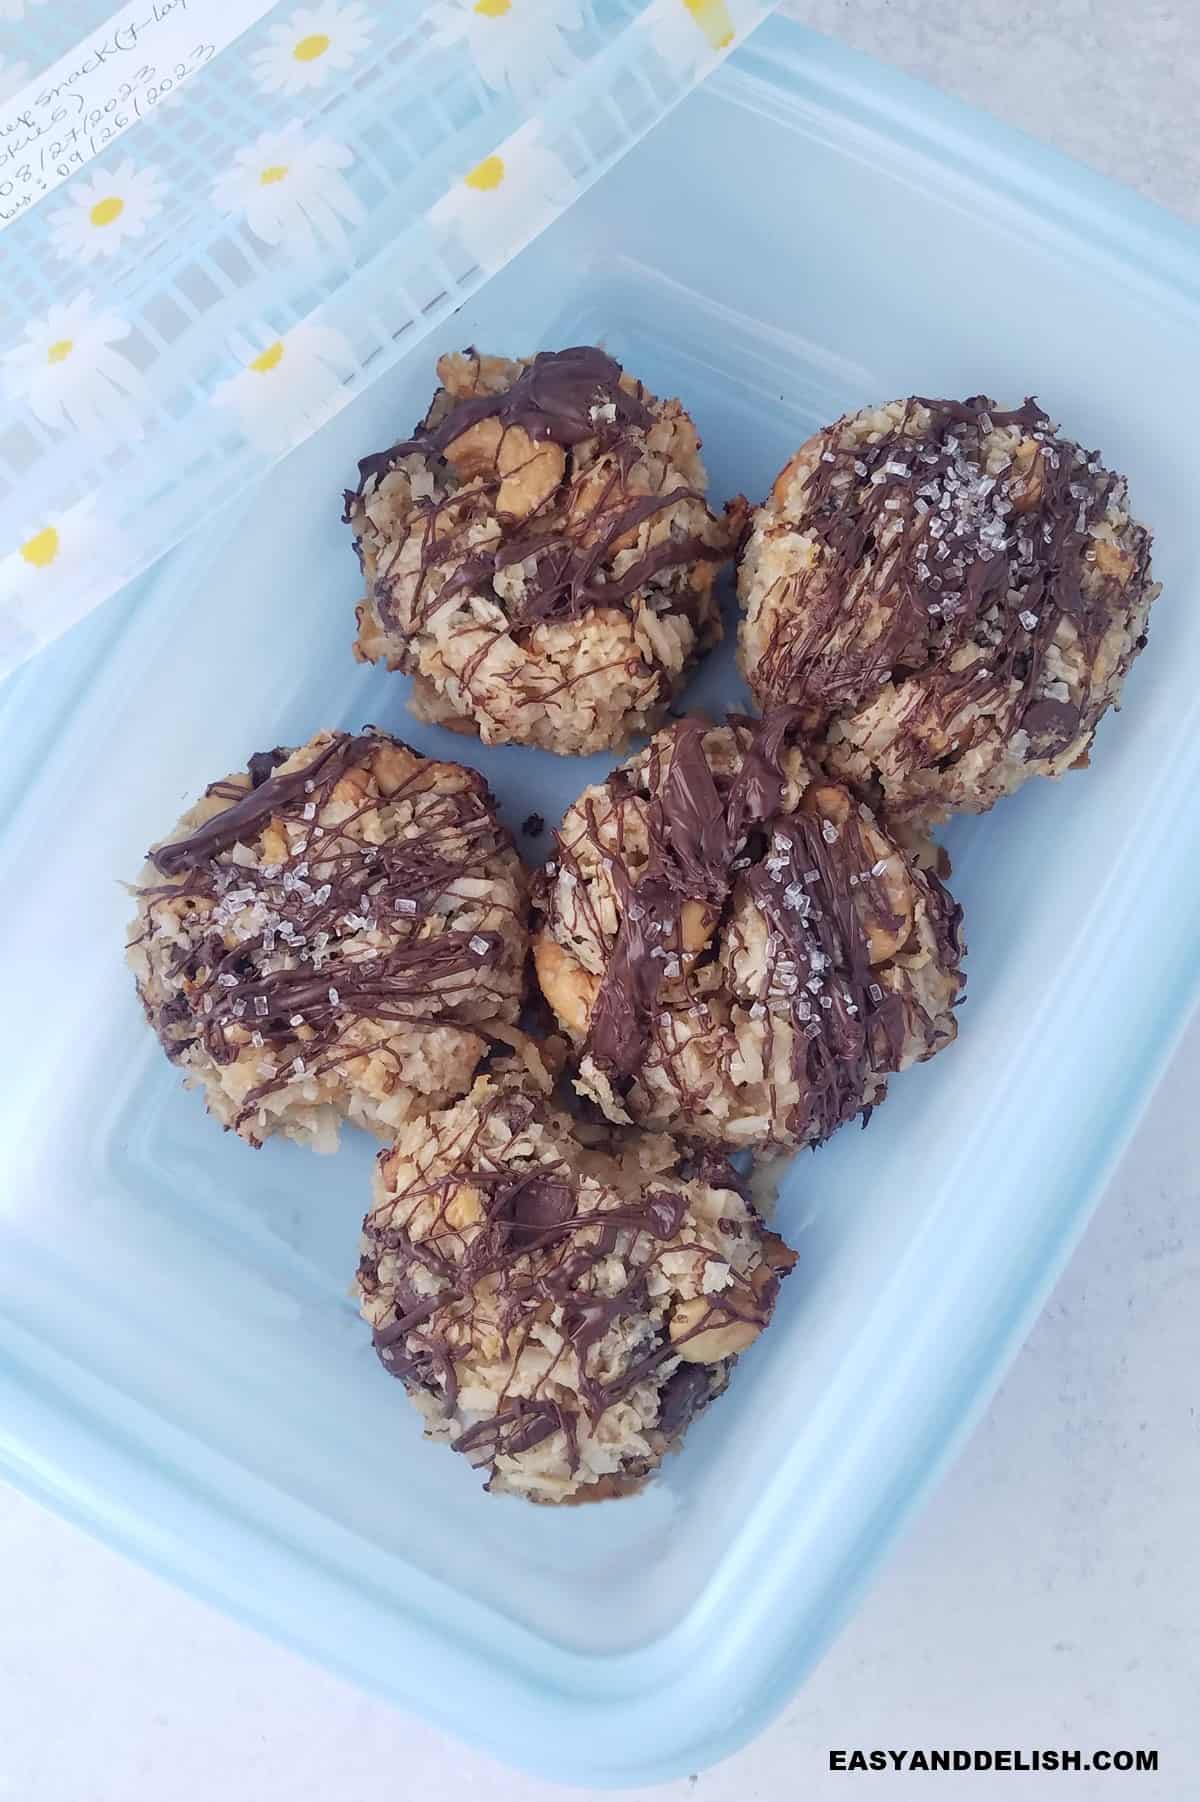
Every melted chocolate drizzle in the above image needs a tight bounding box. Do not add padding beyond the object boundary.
[136,731,521,1133]
[753,396,1153,762]
[153,734,374,876]
[358,1088,793,1482]
[347,346,739,654]
[550,713,963,1146]
[352,348,652,494]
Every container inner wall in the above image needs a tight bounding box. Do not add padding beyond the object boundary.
[1,46,1195,1667]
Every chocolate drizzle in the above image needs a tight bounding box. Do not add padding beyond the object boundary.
[153,734,374,876]
[547,713,963,1146]
[743,814,907,1142]
[751,395,1154,767]
[351,348,653,496]
[358,1088,793,1483]
[492,484,720,630]
[656,715,736,902]
[347,346,740,676]
[135,730,523,1133]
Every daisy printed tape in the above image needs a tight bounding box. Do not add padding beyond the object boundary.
[0,0,771,675]
[0,0,276,232]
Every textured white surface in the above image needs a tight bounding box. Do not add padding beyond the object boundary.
[3,7,1199,1800]
[793,0,1200,224]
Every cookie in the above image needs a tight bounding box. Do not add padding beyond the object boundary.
[532,712,964,1152]
[127,729,527,1150]
[738,396,1158,827]
[345,346,744,755]
[357,1072,795,1502]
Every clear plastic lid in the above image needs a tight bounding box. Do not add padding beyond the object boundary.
[0,0,768,676]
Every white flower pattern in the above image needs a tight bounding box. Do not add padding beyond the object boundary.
[0,499,125,637]
[0,0,759,670]
[250,1,372,96]
[644,0,748,71]
[431,128,575,272]
[212,323,356,454]
[46,159,165,266]
[431,0,582,106]
[211,125,365,257]
[2,295,147,439]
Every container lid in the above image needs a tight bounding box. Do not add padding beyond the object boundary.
[0,0,768,676]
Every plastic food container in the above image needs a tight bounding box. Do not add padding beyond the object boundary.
[3,17,1200,1787]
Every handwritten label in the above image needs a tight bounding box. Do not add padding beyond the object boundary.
[0,0,278,232]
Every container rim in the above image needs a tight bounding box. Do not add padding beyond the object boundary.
[3,17,1200,1786]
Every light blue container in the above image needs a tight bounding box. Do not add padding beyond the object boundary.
[2,17,1199,1786]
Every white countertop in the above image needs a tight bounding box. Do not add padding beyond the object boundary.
[3,7,1199,1799]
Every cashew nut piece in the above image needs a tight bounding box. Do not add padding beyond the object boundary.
[332,765,371,807]
[444,1184,484,1231]
[436,350,518,399]
[678,897,719,968]
[260,818,289,865]
[534,934,599,1038]
[669,1296,761,1363]
[1008,438,1045,514]
[801,781,852,828]
[371,740,423,796]
[801,783,914,963]
[857,825,916,964]
[1092,537,1135,585]
[497,426,565,520]
[567,459,663,555]
[443,416,503,481]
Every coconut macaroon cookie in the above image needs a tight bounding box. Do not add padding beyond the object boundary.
[532,713,964,1153]
[357,1071,795,1502]
[127,729,527,1151]
[345,345,745,756]
[738,396,1158,826]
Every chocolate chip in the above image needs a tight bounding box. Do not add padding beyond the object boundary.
[247,747,288,788]
[501,1176,575,1251]
[1022,697,1080,749]
[657,1365,711,1437]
